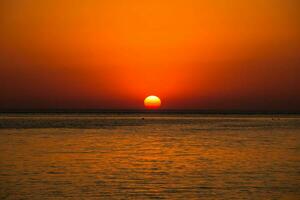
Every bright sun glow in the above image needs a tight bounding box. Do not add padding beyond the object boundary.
[144,95,161,109]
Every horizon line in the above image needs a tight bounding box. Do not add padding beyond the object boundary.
[0,109,300,115]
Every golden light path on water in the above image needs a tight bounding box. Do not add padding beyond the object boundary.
[0,114,299,199]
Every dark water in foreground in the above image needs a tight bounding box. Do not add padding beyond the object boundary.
[0,114,299,199]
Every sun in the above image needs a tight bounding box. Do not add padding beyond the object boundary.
[144,95,161,109]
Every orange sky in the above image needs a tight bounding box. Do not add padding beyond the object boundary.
[0,0,300,110]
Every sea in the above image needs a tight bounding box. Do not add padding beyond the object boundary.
[0,113,299,199]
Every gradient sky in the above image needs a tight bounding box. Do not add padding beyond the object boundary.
[0,0,300,110]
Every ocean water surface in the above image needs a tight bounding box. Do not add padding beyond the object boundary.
[0,114,299,199]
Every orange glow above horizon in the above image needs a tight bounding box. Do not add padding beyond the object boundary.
[0,0,300,110]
